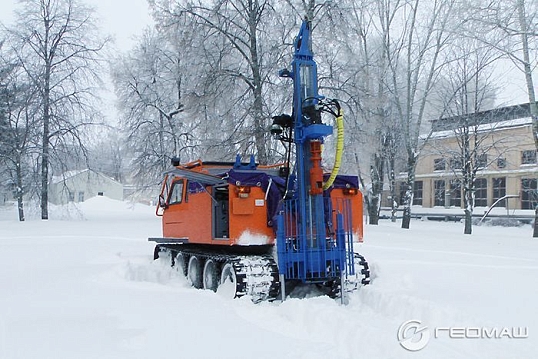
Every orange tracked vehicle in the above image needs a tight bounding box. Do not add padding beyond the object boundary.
[149,19,370,302]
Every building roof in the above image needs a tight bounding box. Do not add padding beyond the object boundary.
[431,103,534,132]
[427,116,533,140]
[51,169,121,185]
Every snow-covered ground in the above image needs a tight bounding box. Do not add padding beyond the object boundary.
[0,197,536,359]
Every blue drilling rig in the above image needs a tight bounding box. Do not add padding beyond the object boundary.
[271,18,369,299]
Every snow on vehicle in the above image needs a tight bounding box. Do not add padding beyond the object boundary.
[149,18,370,302]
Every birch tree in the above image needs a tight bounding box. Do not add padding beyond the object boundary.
[0,62,39,221]
[151,0,284,164]
[6,0,106,219]
[112,27,198,188]
[377,0,458,229]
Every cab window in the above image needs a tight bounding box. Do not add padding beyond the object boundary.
[169,180,184,205]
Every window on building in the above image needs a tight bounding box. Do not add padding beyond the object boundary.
[521,178,538,210]
[78,191,85,202]
[68,191,75,202]
[474,178,488,207]
[451,157,463,170]
[413,181,423,206]
[521,150,537,165]
[434,158,446,171]
[434,180,445,206]
[169,180,184,205]
[450,180,462,208]
[492,177,506,207]
[476,153,487,169]
[497,157,506,169]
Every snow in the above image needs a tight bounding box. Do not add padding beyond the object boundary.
[1,197,537,359]
[236,230,271,245]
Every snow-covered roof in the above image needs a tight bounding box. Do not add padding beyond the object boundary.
[422,116,533,140]
[51,169,90,184]
[51,169,120,184]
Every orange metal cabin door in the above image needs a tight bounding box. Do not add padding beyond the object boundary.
[162,179,188,238]
[162,179,214,243]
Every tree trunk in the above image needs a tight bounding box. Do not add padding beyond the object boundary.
[368,154,384,225]
[387,148,397,222]
[534,208,538,237]
[516,0,538,149]
[516,0,538,237]
[401,155,416,229]
[41,73,50,220]
[15,161,25,222]
[401,204,411,229]
[248,4,267,164]
[464,208,472,235]
[368,195,380,225]
[41,14,51,220]
[463,172,474,235]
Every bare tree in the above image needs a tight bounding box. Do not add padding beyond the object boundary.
[375,0,458,229]
[112,26,199,188]
[6,0,106,219]
[515,0,538,236]
[152,0,284,164]
[0,49,40,221]
[309,0,401,225]
[468,0,538,236]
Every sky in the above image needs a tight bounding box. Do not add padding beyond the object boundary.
[0,0,155,124]
[0,0,154,52]
[0,0,534,111]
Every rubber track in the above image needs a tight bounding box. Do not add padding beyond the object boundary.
[157,246,280,302]
[329,252,370,297]
[355,253,371,285]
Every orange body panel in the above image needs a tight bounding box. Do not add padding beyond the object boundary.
[159,162,363,245]
[228,186,274,245]
[162,187,222,244]
[162,180,274,246]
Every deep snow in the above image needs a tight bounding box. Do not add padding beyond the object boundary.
[0,197,536,359]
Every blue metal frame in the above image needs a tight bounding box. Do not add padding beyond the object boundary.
[275,20,354,283]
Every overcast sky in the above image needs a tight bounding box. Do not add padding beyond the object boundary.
[0,0,154,52]
[0,0,155,124]
[0,0,534,109]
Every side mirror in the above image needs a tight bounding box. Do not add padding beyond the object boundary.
[158,194,168,209]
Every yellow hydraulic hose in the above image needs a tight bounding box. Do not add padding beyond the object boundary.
[323,108,344,190]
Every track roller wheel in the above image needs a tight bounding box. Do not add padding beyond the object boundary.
[174,252,188,277]
[218,262,237,298]
[187,256,203,289]
[203,259,219,292]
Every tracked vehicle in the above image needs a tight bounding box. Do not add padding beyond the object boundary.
[150,19,370,302]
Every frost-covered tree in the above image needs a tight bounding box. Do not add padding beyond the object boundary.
[112,26,199,188]
[6,0,107,219]
[0,50,40,221]
[374,0,459,229]
[466,0,538,236]
[150,0,289,165]
[445,46,498,235]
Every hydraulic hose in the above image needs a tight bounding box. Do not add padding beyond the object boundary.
[323,108,344,190]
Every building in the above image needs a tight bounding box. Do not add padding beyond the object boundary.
[411,103,537,210]
[49,169,123,205]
